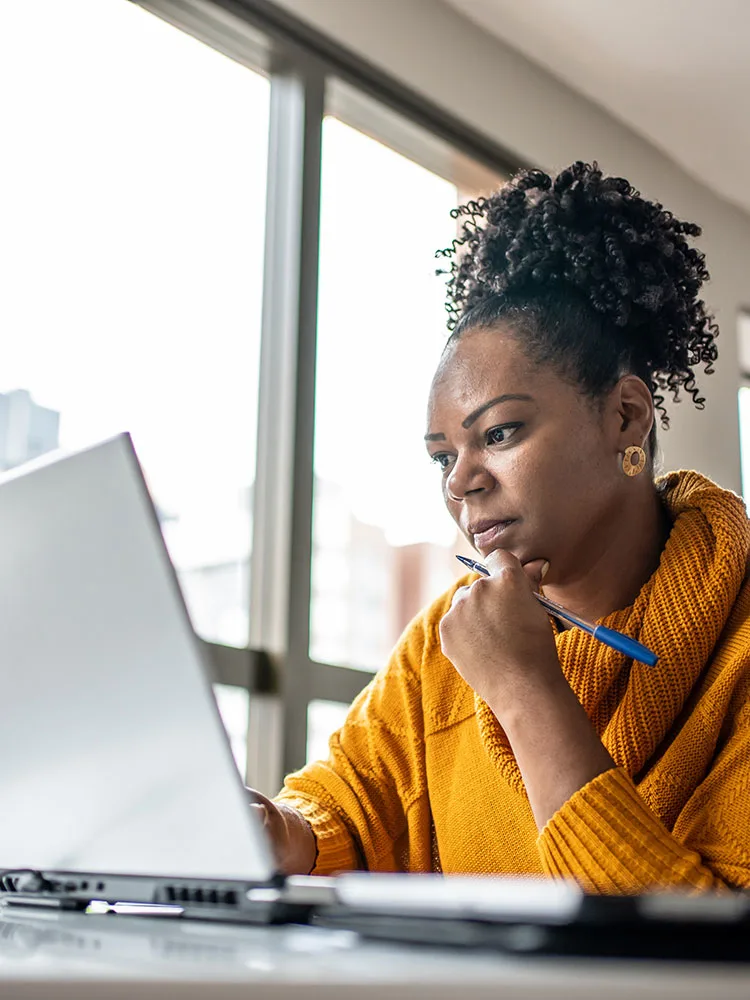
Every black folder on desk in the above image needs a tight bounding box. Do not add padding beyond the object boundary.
[313,874,750,962]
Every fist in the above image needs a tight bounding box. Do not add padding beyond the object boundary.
[246,788,317,875]
[439,551,561,720]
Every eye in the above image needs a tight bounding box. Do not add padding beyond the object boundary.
[486,423,522,446]
[430,452,453,471]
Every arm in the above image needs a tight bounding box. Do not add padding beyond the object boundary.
[499,684,742,892]
[440,552,750,892]
[441,552,613,830]
[536,690,750,892]
[274,612,431,875]
[497,671,614,831]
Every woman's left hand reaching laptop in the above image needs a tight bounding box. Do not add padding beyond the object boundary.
[246,788,317,874]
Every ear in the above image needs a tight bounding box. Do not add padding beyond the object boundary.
[606,375,654,453]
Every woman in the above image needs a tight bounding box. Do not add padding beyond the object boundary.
[250,161,750,892]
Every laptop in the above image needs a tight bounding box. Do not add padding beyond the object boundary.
[0,432,335,922]
[1,434,748,959]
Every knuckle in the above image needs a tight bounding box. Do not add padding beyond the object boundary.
[496,564,517,581]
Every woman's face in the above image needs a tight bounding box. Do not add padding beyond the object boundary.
[425,325,629,584]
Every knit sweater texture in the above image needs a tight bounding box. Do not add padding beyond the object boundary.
[278,471,750,891]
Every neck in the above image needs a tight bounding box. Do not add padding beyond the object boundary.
[543,484,670,624]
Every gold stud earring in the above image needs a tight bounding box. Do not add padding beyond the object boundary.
[622,445,646,477]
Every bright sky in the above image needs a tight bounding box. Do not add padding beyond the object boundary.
[0,0,464,571]
[316,119,459,546]
[1,0,266,518]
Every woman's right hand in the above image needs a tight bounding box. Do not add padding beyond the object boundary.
[245,788,317,875]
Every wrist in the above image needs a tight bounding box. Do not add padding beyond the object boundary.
[487,665,574,733]
[278,803,317,875]
[490,678,614,830]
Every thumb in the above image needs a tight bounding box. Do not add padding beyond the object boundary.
[249,802,271,829]
[521,558,550,591]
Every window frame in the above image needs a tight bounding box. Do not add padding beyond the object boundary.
[135,0,520,788]
[736,310,750,499]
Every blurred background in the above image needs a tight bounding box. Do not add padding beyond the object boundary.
[3,0,750,792]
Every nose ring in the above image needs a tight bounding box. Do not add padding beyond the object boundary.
[447,490,464,503]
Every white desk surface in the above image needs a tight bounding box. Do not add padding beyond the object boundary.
[0,906,748,999]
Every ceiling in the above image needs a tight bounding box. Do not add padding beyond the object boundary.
[445,0,750,214]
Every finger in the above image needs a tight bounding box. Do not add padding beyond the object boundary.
[521,558,550,590]
[483,550,549,591]
[450,585,471,608]
[246,787,274,808]
[249,802,270,828]
[484,549,520,576]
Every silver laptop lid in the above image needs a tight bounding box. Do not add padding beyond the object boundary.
[0,434,275,883]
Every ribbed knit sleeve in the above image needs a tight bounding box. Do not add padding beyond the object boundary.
[275,791,360,874]
[276,610,434,876]
[538,767,730,892]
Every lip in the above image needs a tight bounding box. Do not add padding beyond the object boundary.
[469,519,517,553]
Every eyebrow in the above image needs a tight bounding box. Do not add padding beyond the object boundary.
[424,393,534,441]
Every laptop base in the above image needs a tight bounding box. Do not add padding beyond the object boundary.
[0,868,317,925]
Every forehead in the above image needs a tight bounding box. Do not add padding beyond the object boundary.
[428,326,543,413]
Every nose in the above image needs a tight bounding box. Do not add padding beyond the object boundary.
[445,451,495,501]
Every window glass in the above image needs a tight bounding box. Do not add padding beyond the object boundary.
[311,101,505,672]
[739,387,750,496]
[307,699,350,763]
[737,315,750,497]
[214,684,250,779]
[0,0,269,647]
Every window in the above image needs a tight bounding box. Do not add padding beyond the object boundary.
[0,0,269,649]
[10,1,516,780]
[740,387,750,496]
[310,84,506,673]
[307,700,350,763]
[738,313,750,496]
[214,684,251,779]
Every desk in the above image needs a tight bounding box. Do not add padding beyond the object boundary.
[0,906,749,999]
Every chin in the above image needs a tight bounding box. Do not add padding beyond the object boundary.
[481,535,546,569]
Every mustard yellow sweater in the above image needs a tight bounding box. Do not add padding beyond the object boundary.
[278,471,750,892]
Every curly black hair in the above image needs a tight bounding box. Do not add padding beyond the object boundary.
[436,161,719,439]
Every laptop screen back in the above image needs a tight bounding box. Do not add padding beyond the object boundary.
[0,434,275,883]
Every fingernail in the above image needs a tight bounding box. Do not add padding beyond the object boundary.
[540,561,550,580]
[249,803,269,826]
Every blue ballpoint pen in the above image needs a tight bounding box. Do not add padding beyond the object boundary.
[455,554,658,667]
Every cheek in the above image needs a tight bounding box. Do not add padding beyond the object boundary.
[495,429,612,519]
[534,438,619,538]
[486,438,562,493]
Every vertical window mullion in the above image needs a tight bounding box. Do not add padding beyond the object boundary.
[247,50,324,787]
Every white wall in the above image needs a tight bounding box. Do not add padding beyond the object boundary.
[272,0,750,492]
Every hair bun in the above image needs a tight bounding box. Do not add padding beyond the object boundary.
[437,161,718,423]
